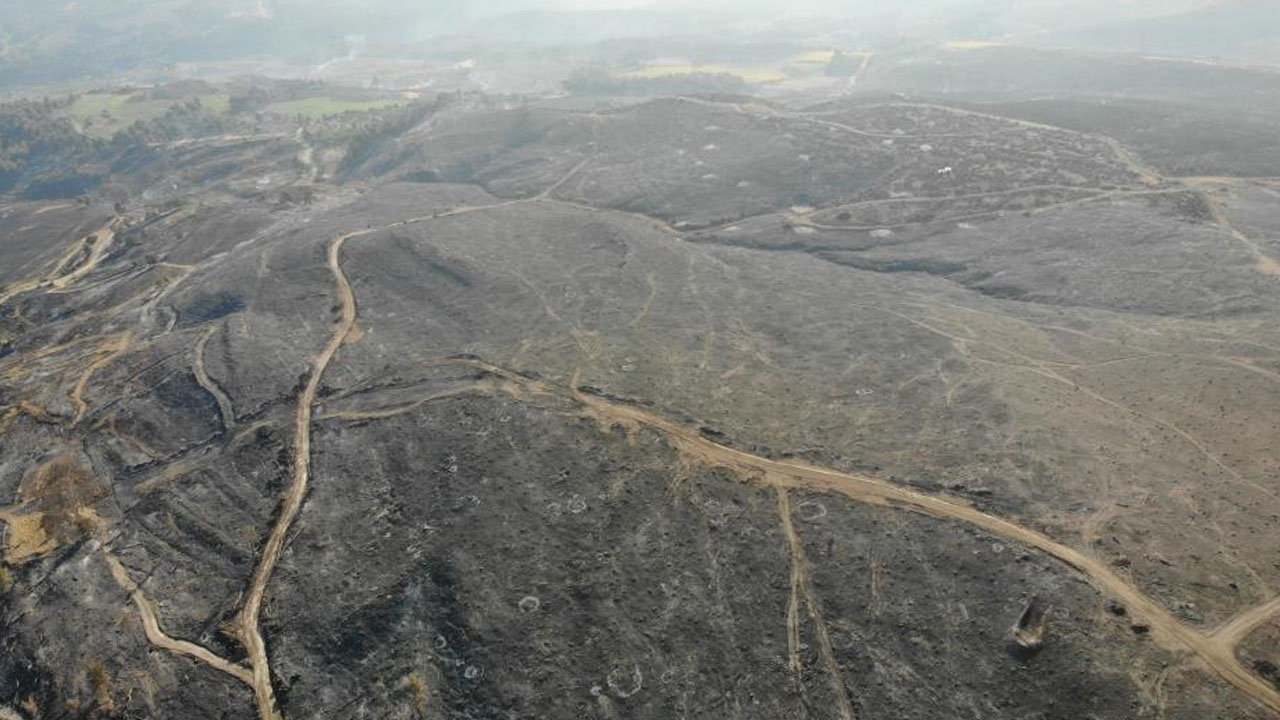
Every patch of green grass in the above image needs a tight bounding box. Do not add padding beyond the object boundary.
[202,94,231,114]
[66,91,231,138]
[68,93,132,125]
[621,64,789,84]
[266,97,404,119]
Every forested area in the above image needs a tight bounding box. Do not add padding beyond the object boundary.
[0,100,100,195]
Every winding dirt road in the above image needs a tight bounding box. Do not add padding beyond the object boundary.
[194,326,237,431]
[187,167,598,720]
[446,358,1280,716]
[234,225,371,720]
[104,552,254,687]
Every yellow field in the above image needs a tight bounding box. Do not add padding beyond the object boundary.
[622,63,790,84]
[621,49,871,85]
[792,50,836,65]
[943,41,1003,50]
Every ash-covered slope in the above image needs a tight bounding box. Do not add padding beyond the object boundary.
[2,94,1279,720]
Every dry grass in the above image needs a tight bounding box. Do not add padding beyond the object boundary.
[87,661,118,716]
[2,454,106,565]
[403,672,430,717]
[943,41,1003,50]
[792,50,836,65]
[3,514,57,565]
[622,63,789,84]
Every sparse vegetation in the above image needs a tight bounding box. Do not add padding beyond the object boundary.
[0,98,100,194]
[335,98,448,177]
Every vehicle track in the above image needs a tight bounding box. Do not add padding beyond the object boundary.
[777,487,857,720]
[1203,191,1280,277]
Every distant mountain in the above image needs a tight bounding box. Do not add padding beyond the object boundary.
[1,0,1275,92]
[0,0,522,90]
[1037,0,1280,62]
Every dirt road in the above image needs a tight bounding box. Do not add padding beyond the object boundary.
[104,552,254,687]
[777,488,856,720]
[1202,191,1280,277]
[1212,596,1280,651]
[234,225,371,720]
[194,326,236,431]
[447,358,1280,716]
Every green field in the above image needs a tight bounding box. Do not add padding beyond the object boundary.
[67,91,230,138]
[266,97,404,119]
[65,89,402,136]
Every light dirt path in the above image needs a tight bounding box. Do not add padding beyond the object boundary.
[70,332,133,427]
[850,52,873,88]
[793,187,1185,232]
[537,155,593,199]
[156,133,290,150]
[51,227,117,290]
[867,306,1278,505]
[103,551,253,686]
[1203,191,1280,277]
[234,224,371,720]
[1212,596,1280,650]
[194,326,236,431]
[318,383,491,422]
[777,488,856,720]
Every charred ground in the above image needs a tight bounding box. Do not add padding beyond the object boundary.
[2,52,1280,720]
